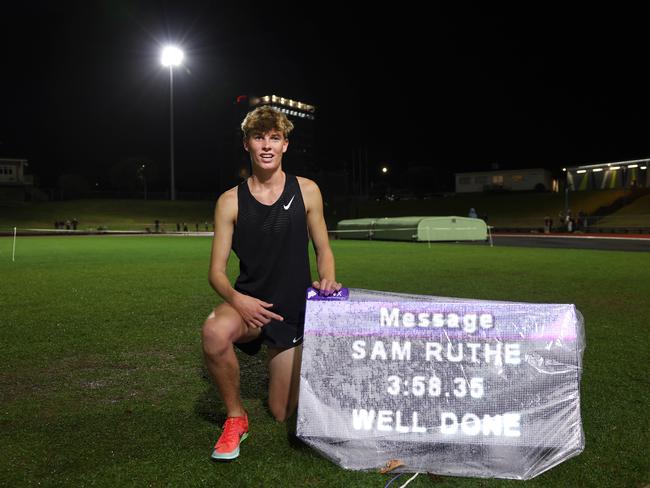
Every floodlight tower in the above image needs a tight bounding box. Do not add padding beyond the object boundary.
[161,45,184,200]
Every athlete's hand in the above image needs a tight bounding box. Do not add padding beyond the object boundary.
[312,279,342,296]
[232,292,284,328]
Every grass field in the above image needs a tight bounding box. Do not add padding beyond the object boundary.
[1,237,649,487]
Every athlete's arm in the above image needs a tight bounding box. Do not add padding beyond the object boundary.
[208,188,283,327]
[299,177,341,295]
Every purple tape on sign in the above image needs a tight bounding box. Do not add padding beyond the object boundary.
[306,286,349,300]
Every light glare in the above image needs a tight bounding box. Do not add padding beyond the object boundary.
[161,46,184,67]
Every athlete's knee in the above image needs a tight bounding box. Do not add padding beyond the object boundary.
[269,402,290,423]
[201,319,235,356]
[269,396,298,423]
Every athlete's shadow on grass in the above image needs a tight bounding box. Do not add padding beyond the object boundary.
[193,348,309,451]
[194,348,268,426]
[194,348,269,427]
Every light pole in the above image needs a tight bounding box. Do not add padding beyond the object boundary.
[138,163,147,200]
[562,167,569,217]
[380,165,390,200]
[161,45,184,200]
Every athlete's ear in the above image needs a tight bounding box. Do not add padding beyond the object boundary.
[282,138,289,153]
[243,137,250,152]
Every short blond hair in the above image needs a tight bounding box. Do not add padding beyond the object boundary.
[241,105,294,139]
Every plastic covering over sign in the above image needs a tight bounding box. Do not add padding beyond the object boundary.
[297,288,585,480]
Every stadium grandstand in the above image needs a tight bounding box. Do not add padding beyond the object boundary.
[564,158,648,191]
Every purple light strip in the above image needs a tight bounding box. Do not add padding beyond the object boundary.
[304,300,579,341]
[304,329,577,341]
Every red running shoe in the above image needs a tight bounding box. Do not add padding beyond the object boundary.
[211,412,249,460]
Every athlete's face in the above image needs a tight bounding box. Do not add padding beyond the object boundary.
[244,130,288,171]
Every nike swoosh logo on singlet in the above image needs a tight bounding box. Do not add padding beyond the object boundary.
[292,335,303,343]
[283,195,295,210]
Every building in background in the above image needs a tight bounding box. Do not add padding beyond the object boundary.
[564,159,649,191]
[0,158,33,200]
[455,168,553,193]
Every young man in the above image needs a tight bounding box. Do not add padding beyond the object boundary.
[202,105,341,460]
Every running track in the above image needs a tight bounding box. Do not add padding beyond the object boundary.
[3,229,650,252]
[488,233,650,252]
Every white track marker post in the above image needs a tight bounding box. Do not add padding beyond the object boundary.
[12,227,17,261]
[488,225,494,247]
[426,226,431,249]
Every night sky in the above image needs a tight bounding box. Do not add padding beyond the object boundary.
[2,2,650,194]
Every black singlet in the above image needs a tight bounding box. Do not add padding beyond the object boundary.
[232,173,311,352]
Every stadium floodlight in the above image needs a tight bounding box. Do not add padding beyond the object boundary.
[576,170,587,174]
[381,166,389,174]
[161,46,183,67]
[627,164,638,168]
[609,166,620,170]
[161,45,184,201]
[641,166,648,170]
[592,168,603,173]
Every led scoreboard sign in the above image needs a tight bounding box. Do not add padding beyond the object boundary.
[297,289,585,480]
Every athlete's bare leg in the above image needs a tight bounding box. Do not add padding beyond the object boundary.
[267,345,303,422]
[202,303,261,417]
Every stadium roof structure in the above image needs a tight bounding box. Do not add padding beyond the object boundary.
[563,158,649,172]
[562,158,649,190]
[249,94,316,120]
